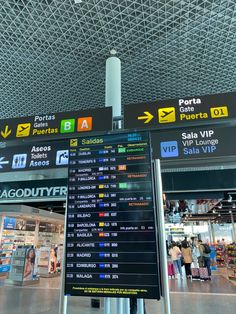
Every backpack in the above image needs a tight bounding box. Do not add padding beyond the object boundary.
[203,244,211,254]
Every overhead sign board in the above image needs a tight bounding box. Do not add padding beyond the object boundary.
[0,107,112,142]
[151,125,236,160]
[0,140,69,172]
[65,132,160,299]
[124,92,236,130]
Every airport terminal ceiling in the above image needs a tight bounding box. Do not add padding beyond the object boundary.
[0,0,236,118]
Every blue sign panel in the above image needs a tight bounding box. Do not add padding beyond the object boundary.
[0,265,11,273]
[160,141,179,158]
[4,217,16,229]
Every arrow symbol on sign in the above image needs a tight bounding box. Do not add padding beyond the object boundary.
[137,111,154,124]
[1,125,12,139]
[0,157,9,169]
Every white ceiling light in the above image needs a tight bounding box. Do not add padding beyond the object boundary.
[74,0,82,3]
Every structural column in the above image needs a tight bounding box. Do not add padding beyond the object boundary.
[230,211,236,242]
[105,51,125,314]
[33,220,40,247]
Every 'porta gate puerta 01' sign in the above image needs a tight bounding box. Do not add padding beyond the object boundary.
[124,92,236,129]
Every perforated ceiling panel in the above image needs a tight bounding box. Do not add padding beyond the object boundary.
[0,0,236,118]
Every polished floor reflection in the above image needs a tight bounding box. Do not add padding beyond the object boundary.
[0,275,235,314]
[169,273,236,294]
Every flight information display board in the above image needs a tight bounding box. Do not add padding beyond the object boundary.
[65,132,160,299]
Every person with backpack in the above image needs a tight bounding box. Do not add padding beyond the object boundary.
[199,240,211,279]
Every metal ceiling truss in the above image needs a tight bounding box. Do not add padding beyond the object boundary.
[0,0,236,118]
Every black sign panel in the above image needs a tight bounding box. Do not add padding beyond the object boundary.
[124,92,236,130]
[39,222,58,233]
[0,107,112,142]
[15,220,36,231]
[151,125,236,160]
[0,140,69,172]
[65,132,160,299]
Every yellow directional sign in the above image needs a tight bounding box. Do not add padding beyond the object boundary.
[210,106,228,118]
[137,111,154,124]
[70,138,78,147]
[1,125,12,139]
[16,123,31,137]
[158,107,176,123]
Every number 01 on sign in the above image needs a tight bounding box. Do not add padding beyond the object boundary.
[210,106,228,118]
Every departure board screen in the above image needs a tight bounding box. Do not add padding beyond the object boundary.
[65,132,160,299]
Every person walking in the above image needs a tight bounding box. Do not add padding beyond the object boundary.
[181,242,192,279]
[169,242,183,279]
[199,240,212,279]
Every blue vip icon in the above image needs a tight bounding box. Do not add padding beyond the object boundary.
[160,141,179,158]
[12,154,27,169]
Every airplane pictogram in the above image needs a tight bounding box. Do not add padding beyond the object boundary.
[161,110,174,118]
[16,123,31,137]
[19,125,29,132]
[158,107,176,123]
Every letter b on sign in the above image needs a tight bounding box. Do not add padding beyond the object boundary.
[60,119,75,133]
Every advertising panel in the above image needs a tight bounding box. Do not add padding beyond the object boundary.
[3,217,17,230]
[23,247,36,281]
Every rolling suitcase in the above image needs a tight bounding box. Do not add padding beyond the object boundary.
[191,268,200,280]
[199,267,210,280]
[167,262,175,278]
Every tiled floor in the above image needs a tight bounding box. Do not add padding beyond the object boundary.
[169,273,236,294]
[0,275,236,314]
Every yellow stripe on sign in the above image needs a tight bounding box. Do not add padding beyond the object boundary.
[210,106,228,118]
[99,185,104,189]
